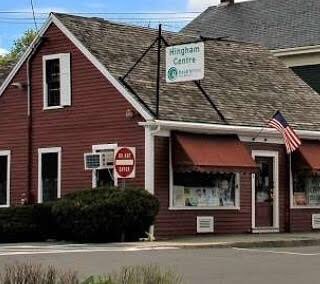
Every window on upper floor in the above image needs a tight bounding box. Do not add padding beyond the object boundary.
[43,53,71,109]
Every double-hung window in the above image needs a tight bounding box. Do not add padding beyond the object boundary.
[43,54,71,109]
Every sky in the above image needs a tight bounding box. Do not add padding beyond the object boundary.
[0,0,248,55]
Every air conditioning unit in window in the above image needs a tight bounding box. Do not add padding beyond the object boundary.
[84,152,113,170]
[197,216,214,233]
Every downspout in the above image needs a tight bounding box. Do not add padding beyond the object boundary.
[26,37,45,204]
[144,124,161,240]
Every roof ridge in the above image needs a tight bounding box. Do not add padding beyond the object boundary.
[52,12,182,37]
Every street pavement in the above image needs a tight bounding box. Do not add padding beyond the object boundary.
[1,243,320,283]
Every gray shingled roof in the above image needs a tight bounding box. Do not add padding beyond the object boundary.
[183,0,320,50]
[13,13,320,131]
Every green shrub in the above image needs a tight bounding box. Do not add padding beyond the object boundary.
[0,186,159,243]
[0,203,55,242]
[52,187,159,242]
[83,265,183,284]
[0,206,35,242]
[0,263,182,284]
[1,263,78,284]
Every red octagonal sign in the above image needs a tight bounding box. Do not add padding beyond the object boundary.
[114,147,136,179]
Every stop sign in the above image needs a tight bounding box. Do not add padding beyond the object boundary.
[114,147,136,178]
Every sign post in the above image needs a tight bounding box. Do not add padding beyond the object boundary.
[114,147,136,189]
[166,42,204,83]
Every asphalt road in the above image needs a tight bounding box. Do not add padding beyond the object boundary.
[1,243,320,283]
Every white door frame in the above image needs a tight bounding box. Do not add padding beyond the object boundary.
[251,150,279,230]
[38,147,62,203]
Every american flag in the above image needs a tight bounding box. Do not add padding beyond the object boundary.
[268,111,301,154]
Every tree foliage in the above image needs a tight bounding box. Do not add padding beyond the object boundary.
[0,29,37,66]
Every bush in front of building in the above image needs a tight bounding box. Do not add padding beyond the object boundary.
[0,203,53,242]
[51,186,160,242]
[0,186,159,243]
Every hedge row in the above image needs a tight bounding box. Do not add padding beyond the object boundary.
[0,187,160,243]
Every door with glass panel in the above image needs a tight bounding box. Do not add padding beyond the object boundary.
[255,156,274,227]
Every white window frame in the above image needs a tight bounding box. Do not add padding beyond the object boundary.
[251,150,279,230]
[0,150,10,208]
[291,171,320,209]
[38,147,62,203]
[92,144,118,188]
[169,138,241,210]
[42,53,71,110]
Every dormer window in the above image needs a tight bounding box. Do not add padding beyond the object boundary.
[43,54,71,109]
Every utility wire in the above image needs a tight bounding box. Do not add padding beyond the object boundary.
[0,11,201,15]
[30,0,38,30]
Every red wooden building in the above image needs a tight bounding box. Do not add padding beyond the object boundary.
[1,13,320,238]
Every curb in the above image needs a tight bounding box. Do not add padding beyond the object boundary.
[155,238,320,249]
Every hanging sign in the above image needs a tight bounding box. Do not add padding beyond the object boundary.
[166,42,204,83]
[114,147,136,179]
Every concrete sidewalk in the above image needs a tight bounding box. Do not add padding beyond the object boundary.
[151,232,320,249]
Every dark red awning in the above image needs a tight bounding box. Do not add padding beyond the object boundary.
[297,141,320,171]
[173,132,256,171]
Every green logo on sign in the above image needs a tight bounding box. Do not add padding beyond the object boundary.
[167,67,178,81]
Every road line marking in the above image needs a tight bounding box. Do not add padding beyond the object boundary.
[233,247,320,256]
[0,246,179,256]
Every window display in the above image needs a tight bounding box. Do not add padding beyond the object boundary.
[173,171,239,208]
[293,172,320,206]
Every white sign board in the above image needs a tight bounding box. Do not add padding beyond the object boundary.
[166,42,204,83]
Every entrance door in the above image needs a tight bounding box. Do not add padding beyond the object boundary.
[252,151,279,231]
[255,157,274,227]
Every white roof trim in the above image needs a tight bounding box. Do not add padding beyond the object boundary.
[272,44,320,57]
[0,14,153,121]
[140,120,320,140]
[0,17,53,96]
[51,14,153,120]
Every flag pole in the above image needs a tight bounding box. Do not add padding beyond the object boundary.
[253,110,279,141]
[288,152,292,232]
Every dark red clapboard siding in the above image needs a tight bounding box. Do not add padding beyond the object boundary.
[154,138,291,237]
[0,22,318,235]
[0,23,146,204]
[290,209,320,232]
[0,65,29,205]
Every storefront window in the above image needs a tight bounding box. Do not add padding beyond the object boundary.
[293,172,320,206]
[172,171,239,208]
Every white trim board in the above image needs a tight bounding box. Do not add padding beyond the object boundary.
[51,14,153,120]
[272,44,320,57]
[38,147,62,203]
[140,120,320,140]
[251,150,279,231]
[0,17,53,97]
[0,14,153,121]
[0,150,11,208]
